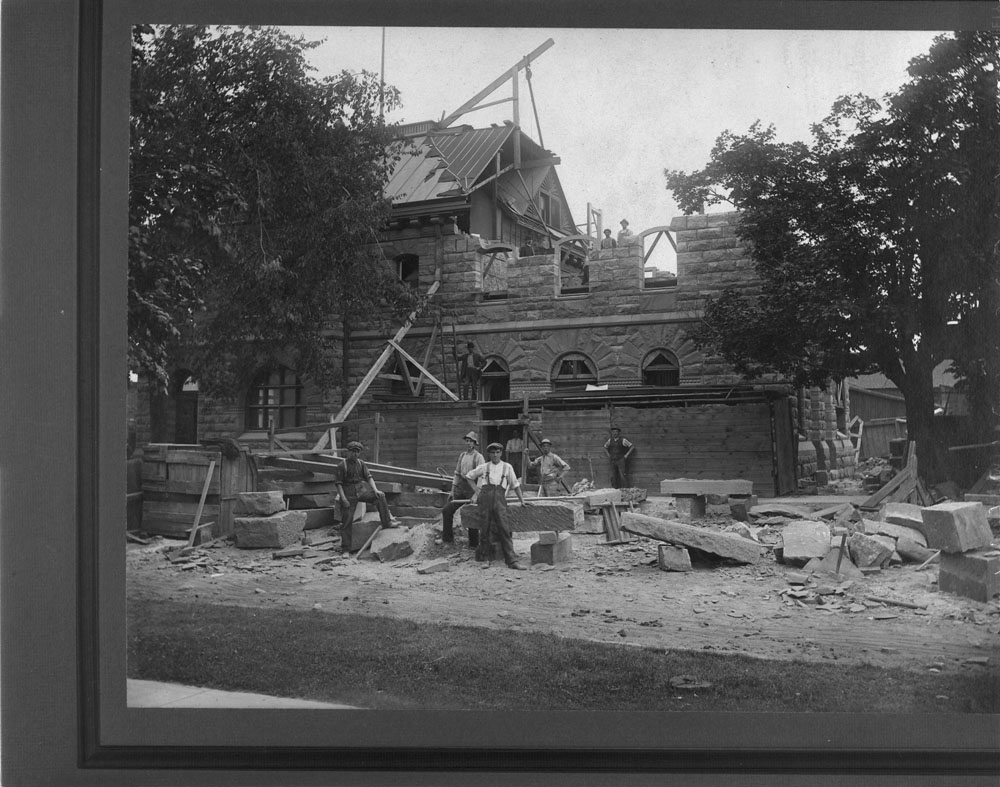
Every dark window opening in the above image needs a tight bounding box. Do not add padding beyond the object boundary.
[480,356,511,401]
[395,254,419,290]
[642,350,680,387]
[551,352,598,391]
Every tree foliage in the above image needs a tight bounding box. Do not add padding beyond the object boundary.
[129,25,418,397]
[666,32,1000,477]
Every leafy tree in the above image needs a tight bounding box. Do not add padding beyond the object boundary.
[666,32,1000,480]
[129,25,418,400]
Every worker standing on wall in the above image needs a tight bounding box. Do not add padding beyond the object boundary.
[458,341,483,401]
[335,440,395,552]
[441,431,485,545]
[466,442,530,570]
[604,426,634,489]
[528,438,570,497]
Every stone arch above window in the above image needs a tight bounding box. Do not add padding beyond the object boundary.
[551,352,599,392]
[642,349,681,387]
[480,355,510,402]
[245,365,305,431]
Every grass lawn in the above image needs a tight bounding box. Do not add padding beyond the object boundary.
[127,599,999,713]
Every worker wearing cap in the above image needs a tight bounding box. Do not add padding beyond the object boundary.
[617,218,634,245]
[528,438,570,497]
[441,431,485,544]
[335,440,395,552]
[458,341,483,401]
[465,442,530,570]
[603,426,634,489]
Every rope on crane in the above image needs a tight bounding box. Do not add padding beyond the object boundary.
[525,65,545,149]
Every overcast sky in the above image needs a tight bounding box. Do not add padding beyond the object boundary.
[285,26,943,269]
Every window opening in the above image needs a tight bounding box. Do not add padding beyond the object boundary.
[245,366,305,431]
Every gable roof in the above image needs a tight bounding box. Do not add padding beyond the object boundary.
[385,123,515,205]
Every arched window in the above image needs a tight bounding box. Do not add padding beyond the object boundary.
[245,366,305,431]
[480,356,510,401]
[551,352,598,392]
[642,350,680,387]
[395,254,419,290]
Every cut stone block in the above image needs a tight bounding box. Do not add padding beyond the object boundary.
[660,478,753,496]
[233,510,307,549]
[287,493,338,510]
[872,520,927,547]
[779,521,832,567]
[657,544,692,572]
[370,529,414,562]
[537,531,559,545]
[938,549,1000,602]
[302,507,338,530]
[965,493,1000,507]
[919,502,993,553]
[530,533,573,565]
[880,502,924,530]
[848,531,894,568]
[674,495,706,519]
[621,512,761,564]
[417,558,450,574]
[347,518,381,552]
[233,491,286,517]
[729,496,757,521]
[460,501,580,534]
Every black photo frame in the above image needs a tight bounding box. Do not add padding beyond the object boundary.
[3,1,999,784]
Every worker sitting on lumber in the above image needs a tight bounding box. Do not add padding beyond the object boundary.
[441,431,485,545]
[528,438,570,497]
[466,443,531,570]
[336,440,396,552]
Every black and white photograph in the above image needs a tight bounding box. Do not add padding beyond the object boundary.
[4,1,1000,784]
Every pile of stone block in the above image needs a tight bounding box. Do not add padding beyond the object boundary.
[918,502,999,603]
[659,478,756,521]
[232,491,306,549]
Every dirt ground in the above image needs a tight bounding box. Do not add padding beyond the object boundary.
[126,491,1000,678]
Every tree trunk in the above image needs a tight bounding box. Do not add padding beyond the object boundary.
[341,315,351,407]
[897,363,946,484]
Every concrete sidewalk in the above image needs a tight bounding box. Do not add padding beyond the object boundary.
[128,679,359,709]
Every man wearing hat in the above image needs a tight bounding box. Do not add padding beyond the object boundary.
[603,426,634,489]
[335,440,395,552]
[617,218,634,246]
[441,431,485,544]
[465,442,530,570]
[599,228,617,249]
[528,438,570,497]
[457,341,483,401]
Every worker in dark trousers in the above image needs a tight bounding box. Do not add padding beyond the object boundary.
[465,442,530,570]
[458,341,483,400]
[603,425,634,489]
[335,440,395,552]
[441,431,484,544]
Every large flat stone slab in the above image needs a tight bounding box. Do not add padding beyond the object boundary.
[620,512,761,564]
[369,529,414,562]
[880,502,924,530]
[869,519,927,547]
[461,501,581,533]
[660,478,753,496]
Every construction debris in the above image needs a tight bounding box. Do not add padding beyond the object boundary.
[233,509,307,549]
[776,521,832,567]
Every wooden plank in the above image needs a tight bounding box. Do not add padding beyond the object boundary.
[143,502,221,518]
[187,460,216,547]
[860,465,913,508]
[140,478,222,496]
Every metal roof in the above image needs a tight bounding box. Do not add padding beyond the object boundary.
[385,123,515,205]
